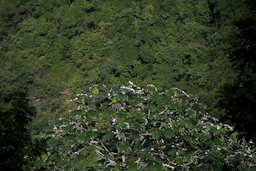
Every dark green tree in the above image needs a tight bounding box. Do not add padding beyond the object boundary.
[0,92,36,170]
[219,0,256,141]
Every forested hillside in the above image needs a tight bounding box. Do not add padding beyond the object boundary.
[0,0,242,112]
[0,0,255,170]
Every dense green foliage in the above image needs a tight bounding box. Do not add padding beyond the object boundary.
[0,0,256,170]
[0,92,36,170]
[0,0,243,108]
[218,0,256,141]
[29,82,256,170]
